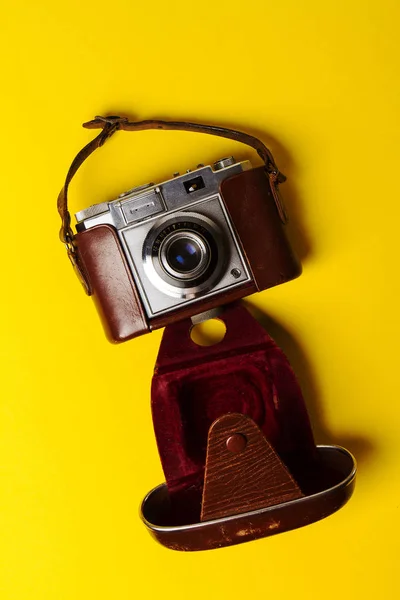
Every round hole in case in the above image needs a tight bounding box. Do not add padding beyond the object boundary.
[190,319,226,347]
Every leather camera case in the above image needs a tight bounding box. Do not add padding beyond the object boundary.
[141,303,356,551]
[74,166,301,342]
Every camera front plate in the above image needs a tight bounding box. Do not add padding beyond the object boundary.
[119,195,251,318]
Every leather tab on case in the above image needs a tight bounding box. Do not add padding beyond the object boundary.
[201,413,303,522]
[75,224,149,342]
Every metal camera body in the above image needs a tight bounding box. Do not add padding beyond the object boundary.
[76,157,252,321]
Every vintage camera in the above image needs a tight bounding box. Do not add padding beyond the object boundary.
[60,116,301,342]
[73,157,301,342]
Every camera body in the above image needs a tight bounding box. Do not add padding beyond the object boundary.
[74,157,301,342]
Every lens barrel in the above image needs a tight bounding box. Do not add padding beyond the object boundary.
[160,231,211,280]
[143,212,226,299]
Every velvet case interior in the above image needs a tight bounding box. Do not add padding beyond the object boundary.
[150,304,340,525]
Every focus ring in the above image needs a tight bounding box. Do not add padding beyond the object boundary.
[142,211,226,299]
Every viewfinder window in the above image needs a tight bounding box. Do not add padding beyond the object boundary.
[184,176,205,194]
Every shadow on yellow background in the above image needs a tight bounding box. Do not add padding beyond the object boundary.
[0,1,399,599]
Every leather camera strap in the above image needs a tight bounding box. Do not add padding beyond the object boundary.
[57,115,286,292]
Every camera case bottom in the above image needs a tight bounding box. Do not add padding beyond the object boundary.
[141,303,356,551]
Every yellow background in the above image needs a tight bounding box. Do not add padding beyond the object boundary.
[1,0,399,598]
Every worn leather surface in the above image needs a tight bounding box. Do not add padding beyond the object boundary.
[200,413,303,522]
[75,224,149,342]
[221,167,302,291]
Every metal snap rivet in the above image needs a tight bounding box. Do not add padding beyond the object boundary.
[226,433,247,453]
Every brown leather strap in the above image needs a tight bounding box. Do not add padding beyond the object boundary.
[58,114,285,247]
[58,118,122,245]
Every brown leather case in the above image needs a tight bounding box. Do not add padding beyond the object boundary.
[142,303,357,551]
[220,166,302,291]
[75,224,149,342]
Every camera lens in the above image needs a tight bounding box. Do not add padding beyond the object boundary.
[166,236,203,274]
[143,212,225,299]
[160,231,211,280]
